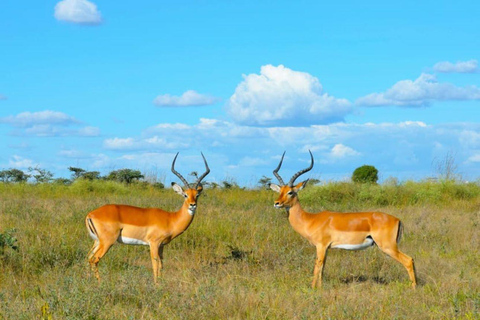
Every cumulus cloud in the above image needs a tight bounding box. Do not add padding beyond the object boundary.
[433,60,478,73]
[227,65,352,126]
[54,0,102,25]
[153,90,220,107]
[330,144,360,158]
[356,73,480,107]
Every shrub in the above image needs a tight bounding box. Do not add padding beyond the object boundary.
[0,229,19,254]
[352,165,379,184]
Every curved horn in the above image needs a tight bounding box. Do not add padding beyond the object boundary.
[273,151,286,185]
[194,152,210,188]
[171,152,190,188]
[288,150,314,187]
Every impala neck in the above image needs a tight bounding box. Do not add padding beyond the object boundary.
[172,202,196,233]
[286,200,311,234]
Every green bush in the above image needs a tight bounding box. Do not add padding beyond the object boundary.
[0,229,19,254]
[352,165,379,184]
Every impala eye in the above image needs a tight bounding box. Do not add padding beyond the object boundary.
[184,194,188,198]
[287,191,294,196]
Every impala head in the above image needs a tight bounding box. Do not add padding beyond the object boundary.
[171,152,210,215]
[269,151,314,209]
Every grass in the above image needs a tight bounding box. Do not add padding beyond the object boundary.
[0,180,479,319]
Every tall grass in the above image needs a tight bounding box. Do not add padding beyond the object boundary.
[0,180,479,319]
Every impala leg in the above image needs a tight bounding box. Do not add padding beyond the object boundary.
[378,245,417,289]
[158,244,164,272]
[87,240,99,275]
[89,241,114,283]
[149,243,162,285]
[87,240,99,262]
[312,245,327,289]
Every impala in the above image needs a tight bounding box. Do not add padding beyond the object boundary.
[85,152,210,284]
[269,151,417,289]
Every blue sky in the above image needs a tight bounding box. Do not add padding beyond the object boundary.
[1,0,479,186]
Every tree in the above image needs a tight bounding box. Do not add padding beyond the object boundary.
[0,169,30,183]
[68,167,86,180]
[433,151,459,181]
[82,171,101,181]
[54,178,72,185]
[28,166,54,183]
[107,169,144,184]
[222,180,237,189]
[189,171,198,179]
[352,165,379,184]
[258,175,272,189]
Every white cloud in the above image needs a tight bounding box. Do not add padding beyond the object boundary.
[104,138,136,150]
[22,125,99,137]
[54,0,102,25]
[78,126,101,136]
[59,149,88,158]
[153,90,220,107]
[330,144,360,158]
[466,154,480,163]
[9,155,36,169]
[0,110,79,127]
[356,73,480,107]
[433,60,478,73]
[0,110,100,137]
[104,136,189,151]
[238,157,269,167]
[227,64,352,126]
[101,118,480,182]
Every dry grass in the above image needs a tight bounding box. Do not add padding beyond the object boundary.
[0,182,479,319]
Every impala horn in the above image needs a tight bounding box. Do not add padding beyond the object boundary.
[171,152,191,188]
[194,152,210,189]
[288,150,314,187]
[273,151,286,186]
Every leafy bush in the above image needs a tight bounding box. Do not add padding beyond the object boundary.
[352,165,379,184]
[0,229,19,254]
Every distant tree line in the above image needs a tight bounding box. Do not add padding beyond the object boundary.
[1,164,390,188]
[0,166,161,187]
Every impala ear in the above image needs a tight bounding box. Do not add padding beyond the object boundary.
[196,184,203,194]
[293,180,308,192]
[269,183,281,193]
[171,182,186,196]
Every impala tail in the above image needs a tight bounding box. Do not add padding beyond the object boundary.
[396,220,403,244]
[86,218,99,241]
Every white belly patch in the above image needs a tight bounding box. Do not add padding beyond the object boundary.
[117,236,148,246]
[331,237,374,250]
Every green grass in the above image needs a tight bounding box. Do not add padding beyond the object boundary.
[1,181,479,319]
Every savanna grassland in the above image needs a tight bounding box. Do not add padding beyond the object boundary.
[0,180,479,319]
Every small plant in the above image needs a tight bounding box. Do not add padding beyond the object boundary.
[0,228,19,253]
[352,165,379,184]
